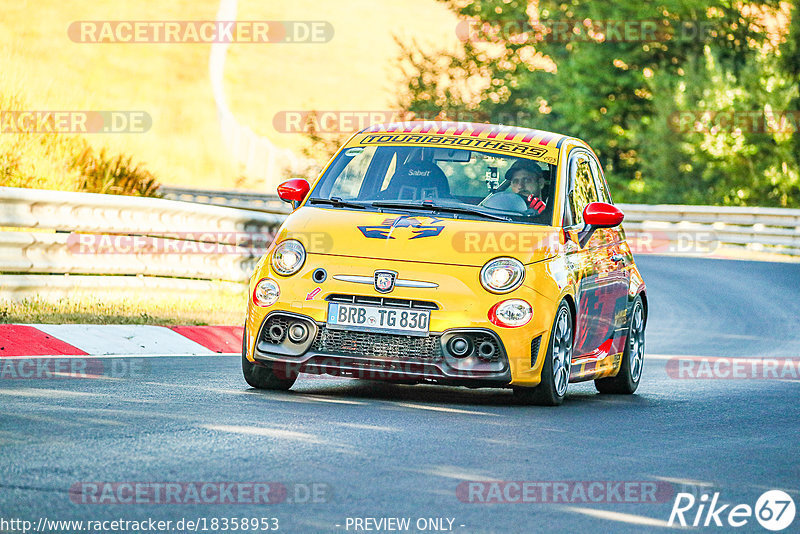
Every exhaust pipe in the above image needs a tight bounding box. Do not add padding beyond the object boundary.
[268,324,285,342]
[477,341,496,360]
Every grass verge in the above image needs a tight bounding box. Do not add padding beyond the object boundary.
[0,291,246,326]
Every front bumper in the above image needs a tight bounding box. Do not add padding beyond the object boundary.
[252,310,512,386]
[246,254,559,386]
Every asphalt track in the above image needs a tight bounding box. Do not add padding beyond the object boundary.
[1,256,798,533]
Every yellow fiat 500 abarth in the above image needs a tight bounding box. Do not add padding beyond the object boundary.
[242,121,647,405]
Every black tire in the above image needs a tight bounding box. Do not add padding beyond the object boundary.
[595,295,645,394]
[513,301,573,406]
[241,331,297,390]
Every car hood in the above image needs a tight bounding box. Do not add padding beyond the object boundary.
[273,206,562,267]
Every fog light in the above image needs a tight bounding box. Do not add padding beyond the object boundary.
[253,278,280,307]
[447,336,471,358]
[288,323,308,343]
[489,299,532,328]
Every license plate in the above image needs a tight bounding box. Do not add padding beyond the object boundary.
[327,303,430,337]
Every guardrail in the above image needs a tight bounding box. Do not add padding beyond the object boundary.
[0,186,287,298]
[2,186,798,299]
[618,203,800,256]
[160,186,800,257]
[158,186,289,214]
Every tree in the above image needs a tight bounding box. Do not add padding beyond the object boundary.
[398,0,798,206]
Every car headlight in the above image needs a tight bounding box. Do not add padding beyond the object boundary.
[480,257,525,293]
[271,240,306,276]
[489,299,533,328]
[253,278,280,307]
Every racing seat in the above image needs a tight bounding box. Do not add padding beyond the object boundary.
[380,161,451,201]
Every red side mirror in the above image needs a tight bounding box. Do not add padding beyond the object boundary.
[583,202,624,228]
[277,179,310,204]
[577,202,624,248]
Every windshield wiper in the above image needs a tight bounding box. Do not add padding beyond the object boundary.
[371,200,511,221]
[307,197,367,209]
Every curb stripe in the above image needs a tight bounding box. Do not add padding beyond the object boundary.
[0,325,88,357]
[31,325,215,356]
[168,326,243,354]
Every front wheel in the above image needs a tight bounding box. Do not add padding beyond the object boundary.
[595,295,645,394]
[242,332,297,390]
[513,301,573,406]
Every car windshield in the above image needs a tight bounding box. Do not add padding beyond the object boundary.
[308,145,556,224]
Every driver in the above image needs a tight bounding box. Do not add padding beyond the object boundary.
[506,160,547,214]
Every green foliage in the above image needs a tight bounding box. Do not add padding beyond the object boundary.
[0,89,160,197]
[71,146,160,197]
[397,0,799,207]
[300,111,351,165]
[780,7,800,167]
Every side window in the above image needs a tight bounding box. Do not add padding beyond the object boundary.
[566,153,598,226]
[589,157,612,203]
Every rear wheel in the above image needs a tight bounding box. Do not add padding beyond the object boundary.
[513,301,573,406]
[595,296,644,394]
[241,330,297,390]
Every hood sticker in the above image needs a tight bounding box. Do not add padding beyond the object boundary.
[344,147,365,157]
[358,216,445,240]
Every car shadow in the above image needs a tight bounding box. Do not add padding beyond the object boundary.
[246,376,661,411]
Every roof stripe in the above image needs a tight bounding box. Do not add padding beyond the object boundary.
[486,127,502,139]
[361,121,565,140]
[538,132,556,146]
[469,123,491,137]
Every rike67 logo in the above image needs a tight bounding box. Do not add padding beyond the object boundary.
[669,490,796,531]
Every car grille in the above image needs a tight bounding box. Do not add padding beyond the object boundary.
[310,326,443,361]
[326,294,439,310]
